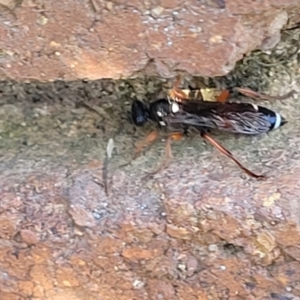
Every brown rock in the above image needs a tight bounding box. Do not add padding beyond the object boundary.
[0,215,19,239]
[0,0,18,10]
[0,75,300,300]
[20,229,39,245]
[56,266,80,288]
[122,247,153,261]
[283,245,300,261]
[29,265,54,290]
[271,261,300,286]
[274,223,300,247]
[32,285,45,298]
[177,285,208,300]
[1,292,25,300]
[68,204,96,228]
[186,255,199,277]
[18,281,34,296]
[166,224,192,240]
[0,0,298,80]
[146,279,176,299]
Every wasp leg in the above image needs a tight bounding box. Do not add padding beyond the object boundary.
[234,87,296,101]
[142,132,184,180]
[200,132,266,179]
[173,74,182,90]
[119,130,159,168]
[168,75,190,102]
[216,90,230,103]
[169,88,189,102]
[133,130,159,159]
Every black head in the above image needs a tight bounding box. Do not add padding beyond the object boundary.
[131,100,149,126]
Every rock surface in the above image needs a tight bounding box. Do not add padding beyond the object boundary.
[0,31,300,298]
[0,7,300,300]
[0,0,299,80]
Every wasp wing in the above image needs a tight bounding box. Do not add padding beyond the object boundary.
[164,101,277,135]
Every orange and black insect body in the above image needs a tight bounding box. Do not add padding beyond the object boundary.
[163,100,287,135]
[131,98,286,135]
[129,78,290,180]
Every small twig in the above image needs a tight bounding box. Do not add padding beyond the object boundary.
[103,138,115,196]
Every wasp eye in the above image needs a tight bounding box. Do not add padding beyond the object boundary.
[131,100,148,126]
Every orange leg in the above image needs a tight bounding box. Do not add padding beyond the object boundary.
[234,87,296,101]
[142,132,184,180]
[168,88,189,102]
[173,74,182,90]
[120,130,159,168]
[168,75,190,102]
[200,132,266,179]
[216,89,230,103]
[133,130,158,159]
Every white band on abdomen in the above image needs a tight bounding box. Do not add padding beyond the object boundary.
[274,112,281,129]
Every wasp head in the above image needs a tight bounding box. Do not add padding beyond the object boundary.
[131,100,149,126]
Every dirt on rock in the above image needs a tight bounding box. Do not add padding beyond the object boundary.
[0,0,299,80]
[1,28,300,300]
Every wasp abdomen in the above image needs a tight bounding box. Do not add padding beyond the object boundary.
[255,105,287,131]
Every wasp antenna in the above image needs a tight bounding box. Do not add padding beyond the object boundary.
[234,87,296,101]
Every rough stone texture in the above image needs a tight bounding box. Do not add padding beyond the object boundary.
[0,25,300,298]
[0,0,299,80]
